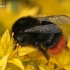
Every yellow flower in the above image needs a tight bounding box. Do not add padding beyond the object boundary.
[1,29,70,70]
[0,29,37,70]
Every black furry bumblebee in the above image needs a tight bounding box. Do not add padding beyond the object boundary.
[12,15,70,60]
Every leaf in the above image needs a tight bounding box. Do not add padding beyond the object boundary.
[8,58,24,70]
[0,55,8,70]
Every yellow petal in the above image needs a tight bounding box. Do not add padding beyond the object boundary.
[50,58,59,65]
[67,37,70,49]
[1,29,10,44]
[39,66,45,70]
[0,29,12,57]
[11,46,37,57]
[0,29,10,50]
[17,46,37,56]
[8,58,24,70]
[0,45,5,57]
[56,50,70,65]
[63,65,70,70]
[7,37,14,57]
[0,55,8,70]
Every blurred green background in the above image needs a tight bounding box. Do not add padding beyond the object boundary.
[0,0,70,35]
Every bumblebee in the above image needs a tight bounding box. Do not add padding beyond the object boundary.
[12,15,70,60]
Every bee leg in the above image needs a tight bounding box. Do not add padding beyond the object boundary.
[35,42,49,64]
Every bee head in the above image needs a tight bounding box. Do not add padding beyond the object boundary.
[14,33,31,46]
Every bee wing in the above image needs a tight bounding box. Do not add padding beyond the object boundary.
[37,15,70,24]
[46,15,70,24]
[24,15,70,34]
[24,24,62,33]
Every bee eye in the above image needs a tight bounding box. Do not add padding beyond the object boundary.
[16,34,28,42]
[19,31,22,33]
[17,37,22,41]
[16,34,30,46]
